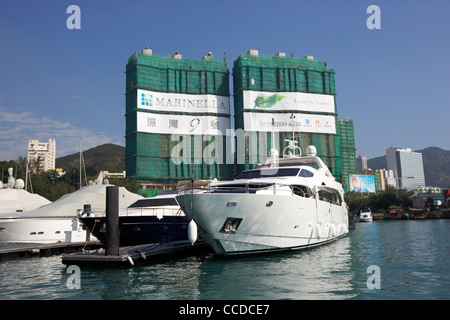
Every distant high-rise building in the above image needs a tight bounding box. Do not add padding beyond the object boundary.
[28,139,56,172]
[337,119,357,192]
[384,169,397,188]
[356,155,368,172]
[386,147,425,189]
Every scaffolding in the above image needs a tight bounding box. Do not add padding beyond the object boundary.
[233,51,342,179]
[125,49,233,188]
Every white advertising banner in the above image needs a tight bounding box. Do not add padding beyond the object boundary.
[243,90,335,113]
[137,112,230,135]
[137,89,230,114]
[243,112,336,134]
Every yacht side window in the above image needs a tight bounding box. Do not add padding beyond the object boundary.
[299,169,314,178]
[292,185,313,198]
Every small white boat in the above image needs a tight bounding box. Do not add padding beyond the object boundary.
[176,142,349,256]
[0,173,143,243]
[0,168,51,213]
[359,208,373,222]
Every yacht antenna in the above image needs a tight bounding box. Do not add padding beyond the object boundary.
[25,159,33,193]
[79,138,88,189]
[25,160,28,191]
[269,118,279,167]
[271,118,275,151]
[290,113,295,143]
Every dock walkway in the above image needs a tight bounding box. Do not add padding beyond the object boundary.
[61,240,210,267]
[0,241,102,261]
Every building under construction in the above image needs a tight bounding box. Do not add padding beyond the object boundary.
[125,48,233,196]
[233,50,356,190]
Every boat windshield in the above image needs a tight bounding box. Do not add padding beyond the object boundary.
[235,168,300,179]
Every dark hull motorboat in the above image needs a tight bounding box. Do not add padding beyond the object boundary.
[80,215,189,246]
[79,194,190,246]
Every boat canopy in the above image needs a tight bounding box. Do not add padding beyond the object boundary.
[129,197,178,208]
[235,168,300,180]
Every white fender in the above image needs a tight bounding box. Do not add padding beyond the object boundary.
[324,223,330,238]
[127,255,134,266]
[330,223,336,237]
[338,223,344,235]
[342,224,348,234]
[315,224,322,239]
[188,220,198,245]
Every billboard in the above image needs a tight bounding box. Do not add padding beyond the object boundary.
[243,112,336,134]
[136,112,229,136]
[349,174,376,193]
[240,90,336,134]
[137,89,230,115]
[243,90,335,113]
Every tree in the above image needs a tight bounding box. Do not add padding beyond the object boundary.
[345,191,368,214]
[29,156,44,174]
[345,186,415,215]
[1,159,26,182]
[107,177,140,194]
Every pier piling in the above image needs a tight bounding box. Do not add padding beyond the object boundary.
[105,186,119,256]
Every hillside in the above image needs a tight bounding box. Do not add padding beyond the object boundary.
[55,143,125,174]
[367,146,450,188]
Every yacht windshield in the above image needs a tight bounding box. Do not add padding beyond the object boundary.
[236,168,300,179]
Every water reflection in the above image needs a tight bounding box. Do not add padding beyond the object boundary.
[0,256,68,299]
[196,237,355,300]
[55,238,357,300]
[348,220,450,299]
[74,255,214,299]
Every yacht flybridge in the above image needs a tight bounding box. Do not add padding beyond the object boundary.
[176,142,349,256]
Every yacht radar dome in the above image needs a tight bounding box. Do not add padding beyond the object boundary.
[15,179,25,189]
[306,145,317,157]
[269,148,279,158]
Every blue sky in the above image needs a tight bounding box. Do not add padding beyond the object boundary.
[0,0,449,161]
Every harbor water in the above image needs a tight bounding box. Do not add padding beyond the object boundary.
[0,219,448,300]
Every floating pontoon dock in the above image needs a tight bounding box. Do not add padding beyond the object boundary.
[61,240,210,267]
[0,241,101,261]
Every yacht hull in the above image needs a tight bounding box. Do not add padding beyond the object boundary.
[79,215,189,246]
[176,193,349,256]
[0,217,88,243]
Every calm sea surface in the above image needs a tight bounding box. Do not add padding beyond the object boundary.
[0,220,448,300]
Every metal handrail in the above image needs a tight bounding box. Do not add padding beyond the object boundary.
[78,207,182,217]
[177,181,348,207]
[179,180,320,199]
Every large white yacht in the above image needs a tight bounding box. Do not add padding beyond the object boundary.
[0,168,51,214]
[176,142,349,256]
[0,173,143,244]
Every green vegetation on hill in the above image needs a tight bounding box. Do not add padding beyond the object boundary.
[55,143,125,175]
